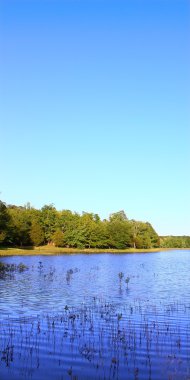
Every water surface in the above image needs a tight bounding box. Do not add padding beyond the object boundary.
[0,250,190,379]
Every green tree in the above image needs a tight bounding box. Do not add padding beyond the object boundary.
[130,221,159,249]
[59,211,81,248]
[52,229,65,247]
[160,236,190,248]
[109,210,128,222]
[0,200,10,244]
[77,213,101,248]
[107,214,132,249]
[7,206,32,246]
[30,220,44,246]
[40,204,58,244]
[0,198,165,250]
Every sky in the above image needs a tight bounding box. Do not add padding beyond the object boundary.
[0,0,189,236]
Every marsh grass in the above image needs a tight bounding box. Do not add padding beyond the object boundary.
[0,264,189,380]
[0,298,189,380]
[0,262,28,278]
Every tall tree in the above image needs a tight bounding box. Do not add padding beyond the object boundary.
[30,219,45,246]
[7,206,32,246]
[107,213,132,249]
[40,204,58,244]
[109,210,128,222]
[0,200,10,244]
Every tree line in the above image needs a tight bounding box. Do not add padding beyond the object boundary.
[160,236,190,249]
[0,200,161,249]
[0,200,189,249]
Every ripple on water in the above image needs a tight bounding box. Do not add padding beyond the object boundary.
[0,250,190,380]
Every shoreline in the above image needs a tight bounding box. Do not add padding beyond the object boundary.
[0,246,189,256]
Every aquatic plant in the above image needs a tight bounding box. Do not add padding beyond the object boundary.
[0,262,28,273]
[125,276,130,288]
[118,272,124,281]
[0,253,189,380]
[0,298,189,380]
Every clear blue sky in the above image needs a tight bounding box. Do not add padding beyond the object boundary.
[0,0,189,235]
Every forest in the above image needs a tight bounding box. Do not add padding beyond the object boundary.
[0,200,189,249]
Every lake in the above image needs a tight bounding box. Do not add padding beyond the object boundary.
[0,250,190,380]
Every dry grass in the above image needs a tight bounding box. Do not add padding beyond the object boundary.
[0,245,171,256]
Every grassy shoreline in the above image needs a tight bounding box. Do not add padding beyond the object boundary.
[0,245,187,256]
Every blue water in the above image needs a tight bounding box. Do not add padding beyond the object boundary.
[0,250,190,379]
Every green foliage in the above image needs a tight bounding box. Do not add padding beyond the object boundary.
[59,211,81,248]
[3,198,184,250]
[109,210,128,222]
[130,220,159,249]
[7,206,32,246]
[0,201,10,244]
[52,229,65,247]
[40,205,58,244]
[160,236,190,248]
[76,213,103,249]
[107,218,132,249]
[30,220,45,246]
